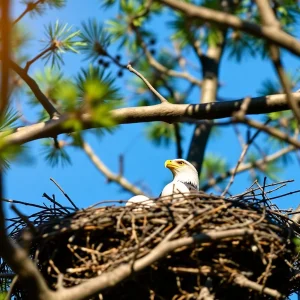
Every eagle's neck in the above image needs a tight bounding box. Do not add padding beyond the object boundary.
[173,171,199,190]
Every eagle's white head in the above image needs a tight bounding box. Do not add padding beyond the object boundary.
[165,159,199,190]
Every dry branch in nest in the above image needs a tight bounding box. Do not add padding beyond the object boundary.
[1,180,300,299]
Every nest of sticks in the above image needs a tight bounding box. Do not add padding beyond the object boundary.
[1,180,300,299]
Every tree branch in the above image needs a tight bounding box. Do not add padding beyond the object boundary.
[158,0,300,57]
[127,64,169,104]
[201,145,295,191]
[8,60,60,118]
[233,273,282,298]
[82,141,147,196]
[3,93,300,147]
[135,29,202,87]
[255,0,300,122]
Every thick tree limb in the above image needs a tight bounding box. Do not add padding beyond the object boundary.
[158,0,300,57]
[3,93,300,147]
[9,60,60,118]
[82,142,146,196]
[187,29,226,174]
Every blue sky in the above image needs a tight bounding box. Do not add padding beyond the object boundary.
[5,0,300,219]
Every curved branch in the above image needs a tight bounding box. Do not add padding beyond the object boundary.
[158,0,300,57]
[82,142,147,196]
[3,93,300,147]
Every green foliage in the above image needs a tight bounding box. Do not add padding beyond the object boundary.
[80,19,111,61]
[106,1,153,52]
[200,153,228,182]
[0,292,7,300]
[20,0,66,17]
[41,139,71,167]
[293,237,300,253]
[146,123,175,146]
[42,20,85,67]
[0,107,20,131]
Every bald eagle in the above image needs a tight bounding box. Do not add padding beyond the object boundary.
[161,159,199,197]
[126,159,199,208]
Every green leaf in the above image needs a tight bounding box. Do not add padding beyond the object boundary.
[41,139,71,167]
[80,19,111,61]
[146,122,175,146]
[42,20,84,67]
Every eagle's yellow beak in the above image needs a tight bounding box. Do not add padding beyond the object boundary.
[165,160,178,170]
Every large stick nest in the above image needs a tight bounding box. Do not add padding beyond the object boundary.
[1,182,300,299]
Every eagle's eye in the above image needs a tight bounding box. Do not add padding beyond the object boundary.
[178,161,184,165]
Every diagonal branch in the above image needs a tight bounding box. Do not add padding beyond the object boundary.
[201,146,295,191]
[8,60,60,118]
[82,141,147,196]
[127,64,169,104]
[255,0,300,122]
[158,0,300,57]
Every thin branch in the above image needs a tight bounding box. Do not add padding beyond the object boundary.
[2,93,300,148]
[222,120,268,196]
[12,0,42,25]
[8,60,60,118]
[136,30,203,87]
[255,0,300,122]
[158,0,300,57]
[127,64,169,104]
[201,146,295,190]
[50,178,78,210]
[25,46,54,72]
[82,141,146,196]
[236,117,300,149]
[233,273,282,298]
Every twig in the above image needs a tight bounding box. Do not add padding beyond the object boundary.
[134,26,202,87]
[10,204,37,234]
[127,64,169,104]
[222,119,269,196]
[201,146,294,190]
[13,0,43,25]
[233,273,282,298]
[50,178,78,210]
[25,46,54,72]
[42,193,70,214]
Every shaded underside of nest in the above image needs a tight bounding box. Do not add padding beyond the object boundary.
[1,185,300,300]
